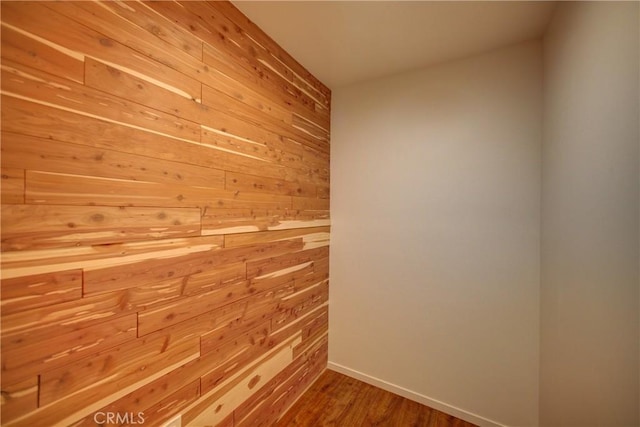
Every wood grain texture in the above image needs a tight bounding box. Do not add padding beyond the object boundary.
[0,269,82,315]
[274,370,479,427]
[0,1,329,425]
[2,313,138,386]
[1,168,25,204]
[0,377,38,424]
[1,131,226,189]
[1,204,202,250]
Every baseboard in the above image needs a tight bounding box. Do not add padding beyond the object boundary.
[327,362,506,427]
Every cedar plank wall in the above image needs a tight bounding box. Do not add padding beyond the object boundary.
[0,1,330,426]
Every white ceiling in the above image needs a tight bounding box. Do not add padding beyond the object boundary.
[232,1,557,89]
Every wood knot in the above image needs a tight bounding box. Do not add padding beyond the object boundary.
[90,213,105,222]
[248,375,261,389]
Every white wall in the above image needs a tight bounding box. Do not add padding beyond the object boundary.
[540,3,640,426]
[330,41,542,427]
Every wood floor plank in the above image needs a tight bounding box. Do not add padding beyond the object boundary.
[274,370,479,427]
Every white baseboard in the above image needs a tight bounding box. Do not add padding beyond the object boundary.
[327,361,506,427]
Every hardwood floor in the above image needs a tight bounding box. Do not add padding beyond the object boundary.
[275,370,478,427]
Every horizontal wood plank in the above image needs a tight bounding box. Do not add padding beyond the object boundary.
[292,113,330,144]
[38,331,200,407]
[209,1,330,105]
[1,269,82,315]
[98,0,203,61]
[1,235,224,281]
[1,204,202,250]
[317,184,330,199]
[224,227,330,249]
[199,124,306,174]
[1,167,25,204]
[201,319,270,358]
[46,0,203,68]
[84,239,302,296]
[201,80,292,127]
[201,208,282,235]
[226,171,316,198]
[292,196,330,212]
[0,377,38,424]
[1,314,137,386]
[200,321,272,394]
[274,281,329,330]
[24,170,209,208]
[248,262,315,298]
[199,76,328,155]
[241,344,326,427]
[1,290,133,348]
[2,1,201,101]
[132,261,247,310]
[268,304,329,359]
[1,94,289,185]
[191,2,329,131]
[182,333,302,426]
[1,131,225,189]
[247,247,329,280]
[70,373,200,427]
[234,335,328,427]
[136,379,201,427]
[1,24,84,84]
[25,170,290,210]
[1,61,201,142]
[83,58,328,187]
[137,279,253,336]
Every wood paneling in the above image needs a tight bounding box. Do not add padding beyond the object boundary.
[0,377,38,424]
[2,313,138,386]
[1,204,202,250]
[0,1,329,425]
[0,270,82,315]
[1,132,226,189]
[1,168,24,204]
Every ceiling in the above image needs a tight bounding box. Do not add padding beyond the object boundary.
[232,1,557,89]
